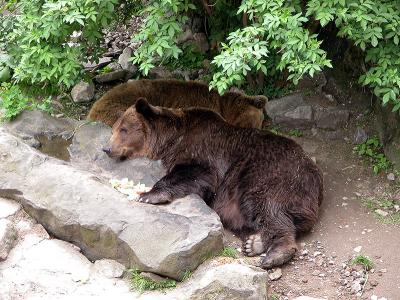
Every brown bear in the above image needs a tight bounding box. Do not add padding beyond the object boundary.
[87,79,267,129]
[103,99,323,269]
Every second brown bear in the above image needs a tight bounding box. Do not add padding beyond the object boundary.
[87,79,267,129]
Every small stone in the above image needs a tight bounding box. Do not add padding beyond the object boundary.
[328,260,334,265]
[71,81,95,103]
[0,198,21,218]
[0,219,17,261]
[312,270,319,276]
[379,268,387,273]
[344,270,351,277]
[351,281,362,293]
[301,249,309,256]
[268,268,282,281]
[93,259,125,278]
[354,127,368,144]
[353,246,362,253]
[313,251,322,257]
[387,173,395,181]
[340,279,348,286]
[371,296,378,300]
[394,205,400,212]
[375,209,389,217]
[301,278,308,283]
[140,272,169,283]
[318,273,325,277]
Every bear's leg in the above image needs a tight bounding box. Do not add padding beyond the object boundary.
[258,215,298,269]
[138,163,215,204]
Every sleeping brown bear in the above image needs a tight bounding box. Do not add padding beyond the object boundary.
[104,98,323,269]
[87,79,267,129]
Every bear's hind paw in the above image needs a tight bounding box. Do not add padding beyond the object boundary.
[243,234,264,257]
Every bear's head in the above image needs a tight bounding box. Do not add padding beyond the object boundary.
[103,98,183,160]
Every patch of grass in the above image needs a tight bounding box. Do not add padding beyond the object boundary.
[128,269,176,292]
[354,136,392,175]
[352,255,374,271]
[220,246,238,258]
[201,246,239,262]
[270,293,280,300]
[267,125,282,135]
[361,197,400,225]
[288,129,303,137]
[98,65,113,74]
[182,270,193,281]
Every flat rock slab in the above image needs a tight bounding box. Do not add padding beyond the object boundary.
[0,129,223,280]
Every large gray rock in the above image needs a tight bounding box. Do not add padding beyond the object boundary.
[169,259,268,299]
[0,219,17,261]
[148,66,173,79]
[0,129,223,280]
[71,81,95,103]
[265,94,314,128]
[68,122,165,186]
[0,197,21,218]
[118,47,137,75]
[314,107,350,130]
[95,70,127,83]
[4,110,78,139]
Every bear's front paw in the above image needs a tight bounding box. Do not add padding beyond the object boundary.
[138,190,172,204]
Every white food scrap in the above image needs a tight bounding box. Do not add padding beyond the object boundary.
[109,178,151,200]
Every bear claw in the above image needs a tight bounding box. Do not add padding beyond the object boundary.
[138,191,172,205]
[243,234,264,257]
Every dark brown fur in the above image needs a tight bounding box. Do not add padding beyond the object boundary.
[88,79,267,129]
[105,99,323,269]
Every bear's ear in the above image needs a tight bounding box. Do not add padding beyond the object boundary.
[135,97,160,119]
[249,95,268,109]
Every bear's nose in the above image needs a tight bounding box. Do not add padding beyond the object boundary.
[102,148,111,155]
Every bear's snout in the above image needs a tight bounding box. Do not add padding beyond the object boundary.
[102,147,111,156]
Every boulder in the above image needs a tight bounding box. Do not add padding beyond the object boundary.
[68,122,165,186]
[0,197,21,219]
[265,94,314,128]
[168,259,268,299]
[4,110,78,140]
[193,33,209,54]
[95,70,127,83]
[118,47,137,73]
[0,219,17,261]
[314,107,349,130]
[71,81,95,103]
[92,259,125,279]
[0,129,223,280]
[148,66,173,79]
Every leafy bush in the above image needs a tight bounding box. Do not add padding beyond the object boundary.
[4,0,118,89]
[131,0,196,75]
[307,0,400,112]
[0,83,52,121]
[355,136,392,174]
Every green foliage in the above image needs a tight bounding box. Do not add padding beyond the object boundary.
[219,246,238,258]
[0,83,53,121]
[131,0,196,75]
[97,65,114,75]
[209,0,332,94]
[165,43,205,71]
[270,293,280,300]
[307,0,400,112]
[355,136,392,174]
[0,83,30,120]
[352,255,374,271]
[289,129,303,137]
[181,270,193,281]
[129,269,176,292]
[6,0,117,89]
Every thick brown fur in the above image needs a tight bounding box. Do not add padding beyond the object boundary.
[105,99,323,269]
[87,79,267,129]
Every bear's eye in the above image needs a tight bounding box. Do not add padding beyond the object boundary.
[119,128,127,134]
